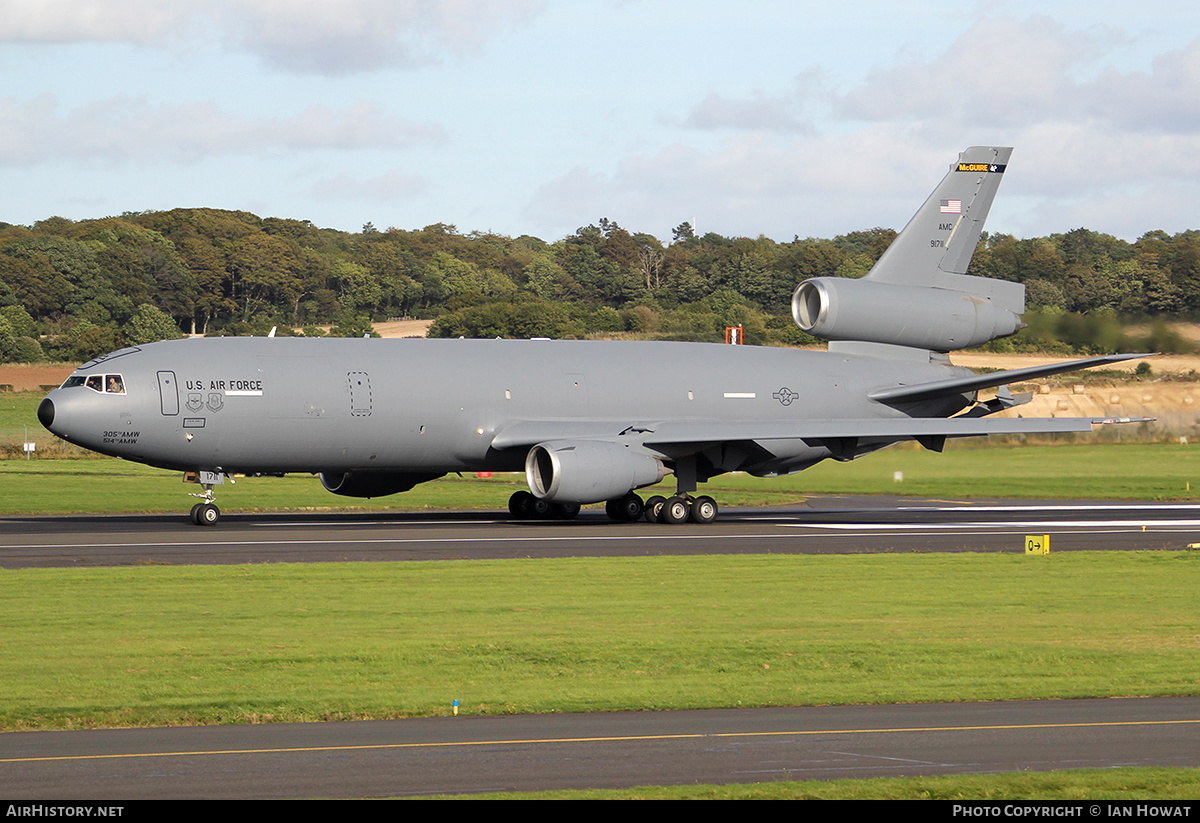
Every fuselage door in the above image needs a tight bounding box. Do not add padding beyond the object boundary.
[348,372,372,417]
[157,370,179,416]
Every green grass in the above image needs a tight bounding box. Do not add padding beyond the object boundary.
[1,552,1197,730]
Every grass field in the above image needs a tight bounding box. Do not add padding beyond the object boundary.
[1,552,1197,730]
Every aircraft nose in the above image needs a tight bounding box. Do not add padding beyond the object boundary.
[37,396,55,430]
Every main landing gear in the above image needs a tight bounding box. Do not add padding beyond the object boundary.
[507,490,719,524]
[605,492,718,523]
[507,490,581,520]
[611,454,719,524]
[638,493,718,524]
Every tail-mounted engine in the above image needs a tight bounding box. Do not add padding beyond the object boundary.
[792,277,1022,352]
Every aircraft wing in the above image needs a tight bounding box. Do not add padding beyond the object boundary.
[869,353,1154,405]
[490,414,1144,451]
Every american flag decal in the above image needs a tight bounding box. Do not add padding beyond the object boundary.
[940,199,962,214]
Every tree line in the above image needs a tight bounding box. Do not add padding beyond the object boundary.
[2,208,1198,363]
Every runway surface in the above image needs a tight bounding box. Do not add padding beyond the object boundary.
[2,697,1198,798]
[3,496,1200,568]
[4,697,1199,798]
[3,498,1197,798]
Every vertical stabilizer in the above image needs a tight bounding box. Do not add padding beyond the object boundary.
[864,146,1022,313]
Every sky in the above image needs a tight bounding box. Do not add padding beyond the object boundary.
[2,0,1200,244]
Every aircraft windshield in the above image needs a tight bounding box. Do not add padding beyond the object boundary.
[62,374,126,394]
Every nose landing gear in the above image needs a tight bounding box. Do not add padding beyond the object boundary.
[185,471,231,526]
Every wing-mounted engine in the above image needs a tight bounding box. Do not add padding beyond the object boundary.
[792,277,1023,352]
[319,471,444,498]
[526,440,668,504]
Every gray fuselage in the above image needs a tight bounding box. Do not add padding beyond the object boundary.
[40,336,973,479]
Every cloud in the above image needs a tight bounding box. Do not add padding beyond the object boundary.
[832,16,1113,128]
[310,169,433,201]
[1079,39,1200,134]
[681,72,823,134]
[221,0,546,74]
[829,16,1200,142]
[0,95,447,165]
[525,126,945,242]
[534,16,1200,242]
[0,0,545,74]
[0,0,198,44]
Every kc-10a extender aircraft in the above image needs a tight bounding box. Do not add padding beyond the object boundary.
[38,146,1148,526]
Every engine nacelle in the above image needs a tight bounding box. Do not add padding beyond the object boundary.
[319,471,443,498]
[525,440,668,504]
[792,277,1022,352]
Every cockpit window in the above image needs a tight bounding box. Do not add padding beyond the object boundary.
[69,374,126,394]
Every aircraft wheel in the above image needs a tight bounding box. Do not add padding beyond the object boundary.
[530,497,552,518]
[644,495,666,523]
[618,493,644,521]
[553,501,581,520]
[604,498,623,521]
[606,493,643,522]
[509,490,535,518]
[195,503,220,526]
[690,496,718,524]
[189,503,203,525]
[661,496,691,525]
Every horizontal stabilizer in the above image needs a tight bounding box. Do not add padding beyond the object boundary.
[869,353,1155,405]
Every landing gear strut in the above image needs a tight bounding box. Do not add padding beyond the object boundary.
[635,456,720,524]
[185,470,231,526]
